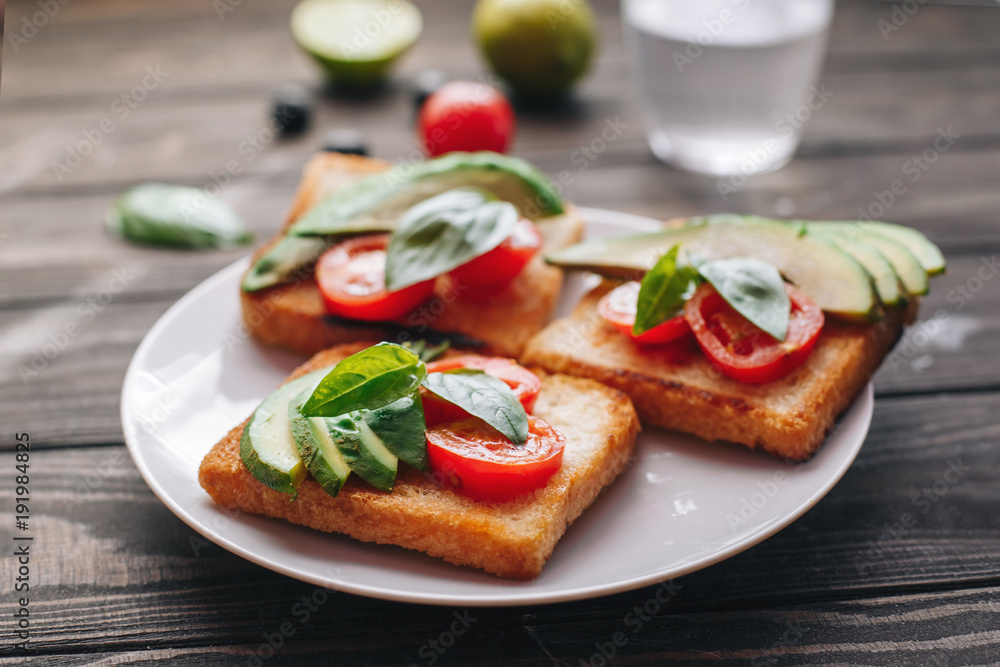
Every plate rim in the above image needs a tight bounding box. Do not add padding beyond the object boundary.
[122,206,872,607]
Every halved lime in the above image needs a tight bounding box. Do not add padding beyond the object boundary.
[291,0,423,87]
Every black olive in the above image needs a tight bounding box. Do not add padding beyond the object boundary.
[321,129,370,156]
[271,84,313,136]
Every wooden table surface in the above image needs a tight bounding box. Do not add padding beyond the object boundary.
[2,0,1000,664]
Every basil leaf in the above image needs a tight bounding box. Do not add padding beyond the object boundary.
[698,258,791,341]
[106,184,252,250]
[404,339,451,363]
[301,343,426,417]
[288,170,403,238]
[422,370,528,445]
[289,151,564,238]
[385,187,518,291]
[633,245,699,336]
[361,392,428,471]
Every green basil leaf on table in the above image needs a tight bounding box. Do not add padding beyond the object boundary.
[422,369,529,446]
[301,343,426,417]
[385,187,518,291]
[633,245,699,336]
[698,258,791,341]
[106,184,252,249]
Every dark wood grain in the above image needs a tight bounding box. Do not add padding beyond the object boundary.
[3,586,1000,665]
[2,251,997,449]
[2,390,999,652]
[3,0,1000,662]
[2,0,998,110]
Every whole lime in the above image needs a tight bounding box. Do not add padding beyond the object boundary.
[473,0,597,99]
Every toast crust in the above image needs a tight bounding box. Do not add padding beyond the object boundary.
[241,154,585,358]
[522,281,913,461]
[198,342,639,580]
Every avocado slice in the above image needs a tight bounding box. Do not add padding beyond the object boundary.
[546,215,879,321]
[244,151,564,292]
[241,236,330,293]
[860,221,945,275]
[361,394,428,471]
[290,151,563,237]
[807,229,903,307]
[240,369,331,495]
[325,414,399,492]
[289,391,425,497]
[289,395,352,498]
[807,222,928,297]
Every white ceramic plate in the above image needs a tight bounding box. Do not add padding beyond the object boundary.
[122,207,872,607]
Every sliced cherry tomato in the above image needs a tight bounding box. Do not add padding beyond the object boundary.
[426,416,566,502]
[449,218,542,287]
[422,355,542,426]
[418,81,515,156]
[684,283,824,384]
[315,234,434,321]
[598,281,692,345]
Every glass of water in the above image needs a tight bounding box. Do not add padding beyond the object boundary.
[622,0,835,176]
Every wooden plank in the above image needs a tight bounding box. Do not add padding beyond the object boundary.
[5,585,1000,666]
[4,143,1000,309]
[3,63,1000,196]
[0,299,171,447]
[0,189,284,307]
[3,388,999,653]
[1,252,997,448]
[3,0,1000,198]
[2,136,1000,305]
[3,0,999,111]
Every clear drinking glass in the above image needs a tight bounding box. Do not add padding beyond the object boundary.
[622,0,835,176]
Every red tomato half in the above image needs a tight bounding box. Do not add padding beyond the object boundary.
[418,81,515,156]
[315,234,435,321]
[598,281,692,345]
[422,355,542,426]
[684,283,825,384]
[426,416,566,502]
[449,218,541,287]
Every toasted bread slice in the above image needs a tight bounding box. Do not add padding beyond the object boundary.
[198,342,639,580]
[241,154,585,358]
[522,281,914,461]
